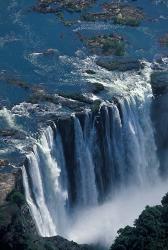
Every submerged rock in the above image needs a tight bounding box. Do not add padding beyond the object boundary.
[0,73,45,95]
[159,33,168,47]
[96,57,143,72]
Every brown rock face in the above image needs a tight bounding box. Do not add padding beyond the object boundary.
[0,160,8,167]
[0,173,16,205]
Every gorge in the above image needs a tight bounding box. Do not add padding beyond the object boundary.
[22,61,168,247]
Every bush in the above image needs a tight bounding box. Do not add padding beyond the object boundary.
[102,40,125,56]
[7,190,25,207]
[161,192,168,206]
[110,193,168,250]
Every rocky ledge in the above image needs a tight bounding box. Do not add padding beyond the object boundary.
[82,2,144,27]
[96,57,144,72]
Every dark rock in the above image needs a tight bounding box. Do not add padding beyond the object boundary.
[88,82,105,94]
[0,129,26,140]
[32,5,59,14]
[0,160,8,167]
[152,56,168,70]
[96,57,143,72]
[151,71,168,176]
[151,71,168,96]
[102,3,144,26]
[82,3,144,27]
[56,116,76,205]
[58,93,93,104]
[0,73,45,94]
[85,69,96,74]
[29,92,87,111]
[33,0,95,14]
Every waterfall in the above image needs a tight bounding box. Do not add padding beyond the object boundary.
[23,89,160,240]
[22,126,68,237]
[73,114,98,206]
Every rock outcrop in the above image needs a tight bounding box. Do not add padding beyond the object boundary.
[151,70,168,176]
[96,57,143,72]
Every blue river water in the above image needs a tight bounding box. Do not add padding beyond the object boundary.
[0,0,167,165]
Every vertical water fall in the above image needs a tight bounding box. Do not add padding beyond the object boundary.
[23,92,159,238]
[73,114,98,206]
[22,126,68,237]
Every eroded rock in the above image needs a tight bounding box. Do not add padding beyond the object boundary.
[0,173,17,205]
[151,71,168,96]
[96,57,143,71]
[0,160,8,167]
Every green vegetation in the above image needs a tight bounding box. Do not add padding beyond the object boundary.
[102,39,125,56]
[7,190,25,208]
[85,34,125,56]
[110,193,168,250]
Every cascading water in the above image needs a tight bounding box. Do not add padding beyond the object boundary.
[22,65,161,246]
[22,126,68,237]
[73,114,98,206]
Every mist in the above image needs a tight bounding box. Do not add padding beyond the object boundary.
[67,180,168,248]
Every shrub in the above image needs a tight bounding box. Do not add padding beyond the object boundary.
[110,193,168,250]
[7,190,25,207]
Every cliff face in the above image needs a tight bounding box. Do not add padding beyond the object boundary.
[151,71,168,176]
[0,173,17,205]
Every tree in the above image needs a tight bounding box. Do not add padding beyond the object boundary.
[110,193,168,250]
